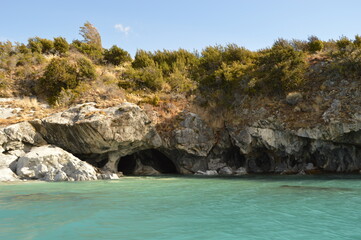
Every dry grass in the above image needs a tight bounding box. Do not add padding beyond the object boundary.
[10,97,43,111]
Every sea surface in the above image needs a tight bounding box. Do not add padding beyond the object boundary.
[0,175,361,240]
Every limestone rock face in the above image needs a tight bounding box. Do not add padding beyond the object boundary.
[30,102,162,172]
[227,117,361,173]
[16,145,98,181]
[4,122,46,146]
[31,103,162,156]
[2,99,361,180]
[170,112,215,156]
[161,112,216,174]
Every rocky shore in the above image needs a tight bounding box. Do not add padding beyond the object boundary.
[1,101,361,182]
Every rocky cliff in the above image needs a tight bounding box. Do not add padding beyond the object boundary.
[1,101,361,182]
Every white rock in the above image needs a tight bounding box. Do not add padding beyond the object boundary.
[54,171,68,181]
[16,145,98,181]
[0,167,19,181]
[0,153,18,171]
[205,170,218,176]
[195,170,218,176]
[4,122,46,146]
[219,167,233,175]
[101,172,120,180]
[235,167,248,175]
[305,163,315,171]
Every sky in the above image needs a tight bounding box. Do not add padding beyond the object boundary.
[1,0,361,56]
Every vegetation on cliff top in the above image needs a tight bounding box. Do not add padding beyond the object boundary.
[1,22,361,128]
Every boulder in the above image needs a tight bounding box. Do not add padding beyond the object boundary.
[195,170,218,176]
[235,167,247,175]
[133,159,161,175]
[286,92,302,105]
[219,166,233,175]
[0,167,19,181]
[16,145,98,181]
[100,172,120,180]
[3,122,46,146]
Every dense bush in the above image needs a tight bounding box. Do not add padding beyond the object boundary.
[103,45,131,65]
[39,38,54,54]
[71,40,103,61]
[336,37,353,52]
[40,58,77,102]
[122,65,164,91]
[132,50,154,69]
[307,36,324,53]
[330,47,361,80]
[76,57,96,81]
[27,37,54,54]
[196,44,254,94]
[250,40,307,94]
[28,38,43,54]
[39,56,96,104]
[54,37,69,55]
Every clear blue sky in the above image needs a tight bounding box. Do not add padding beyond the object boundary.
[1,0,361,55]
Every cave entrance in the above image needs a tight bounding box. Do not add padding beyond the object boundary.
[117,149,178,175]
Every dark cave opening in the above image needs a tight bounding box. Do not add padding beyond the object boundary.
[225,146,246,169]
[75,153,109,168]
[117,149,178,175]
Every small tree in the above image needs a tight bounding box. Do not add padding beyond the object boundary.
[79,21,102,50]
[251,42,307,94]
[40,56,96,104]
[354,35,361,48]
[54,37,69,55]
[40,58,77,102]
[76,57,96,81]
[38,38,54,54]
[103,45,131,65]
[307,36,324,53]
[16,43,30,54]
[132,50,154,68]
[28,37,43,53]
[336,36,352,52]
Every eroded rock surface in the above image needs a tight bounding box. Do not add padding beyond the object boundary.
[31,102,162,172]
[16,145,98,181]
[1,101,361,181]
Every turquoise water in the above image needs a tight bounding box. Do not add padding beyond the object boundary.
[1,175,361,240]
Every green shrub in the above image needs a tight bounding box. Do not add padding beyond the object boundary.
[251,42,307,94]
[354,35,361,48]
[39,38,54,54]
[336,36,352,52]
[123,65,164,91]
[16,44,30,54]
[39,56,96,104]
[28,38,43,53]
[71,40,103,62]
[76,57,96,81]
[104,45,132,65]
[132,50,154,68]
[40,58,77,103]
[307,36,324,53]
[330,47,361,80]
[54,37,69,55]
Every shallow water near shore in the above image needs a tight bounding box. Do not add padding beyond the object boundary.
[0,175,361,240]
